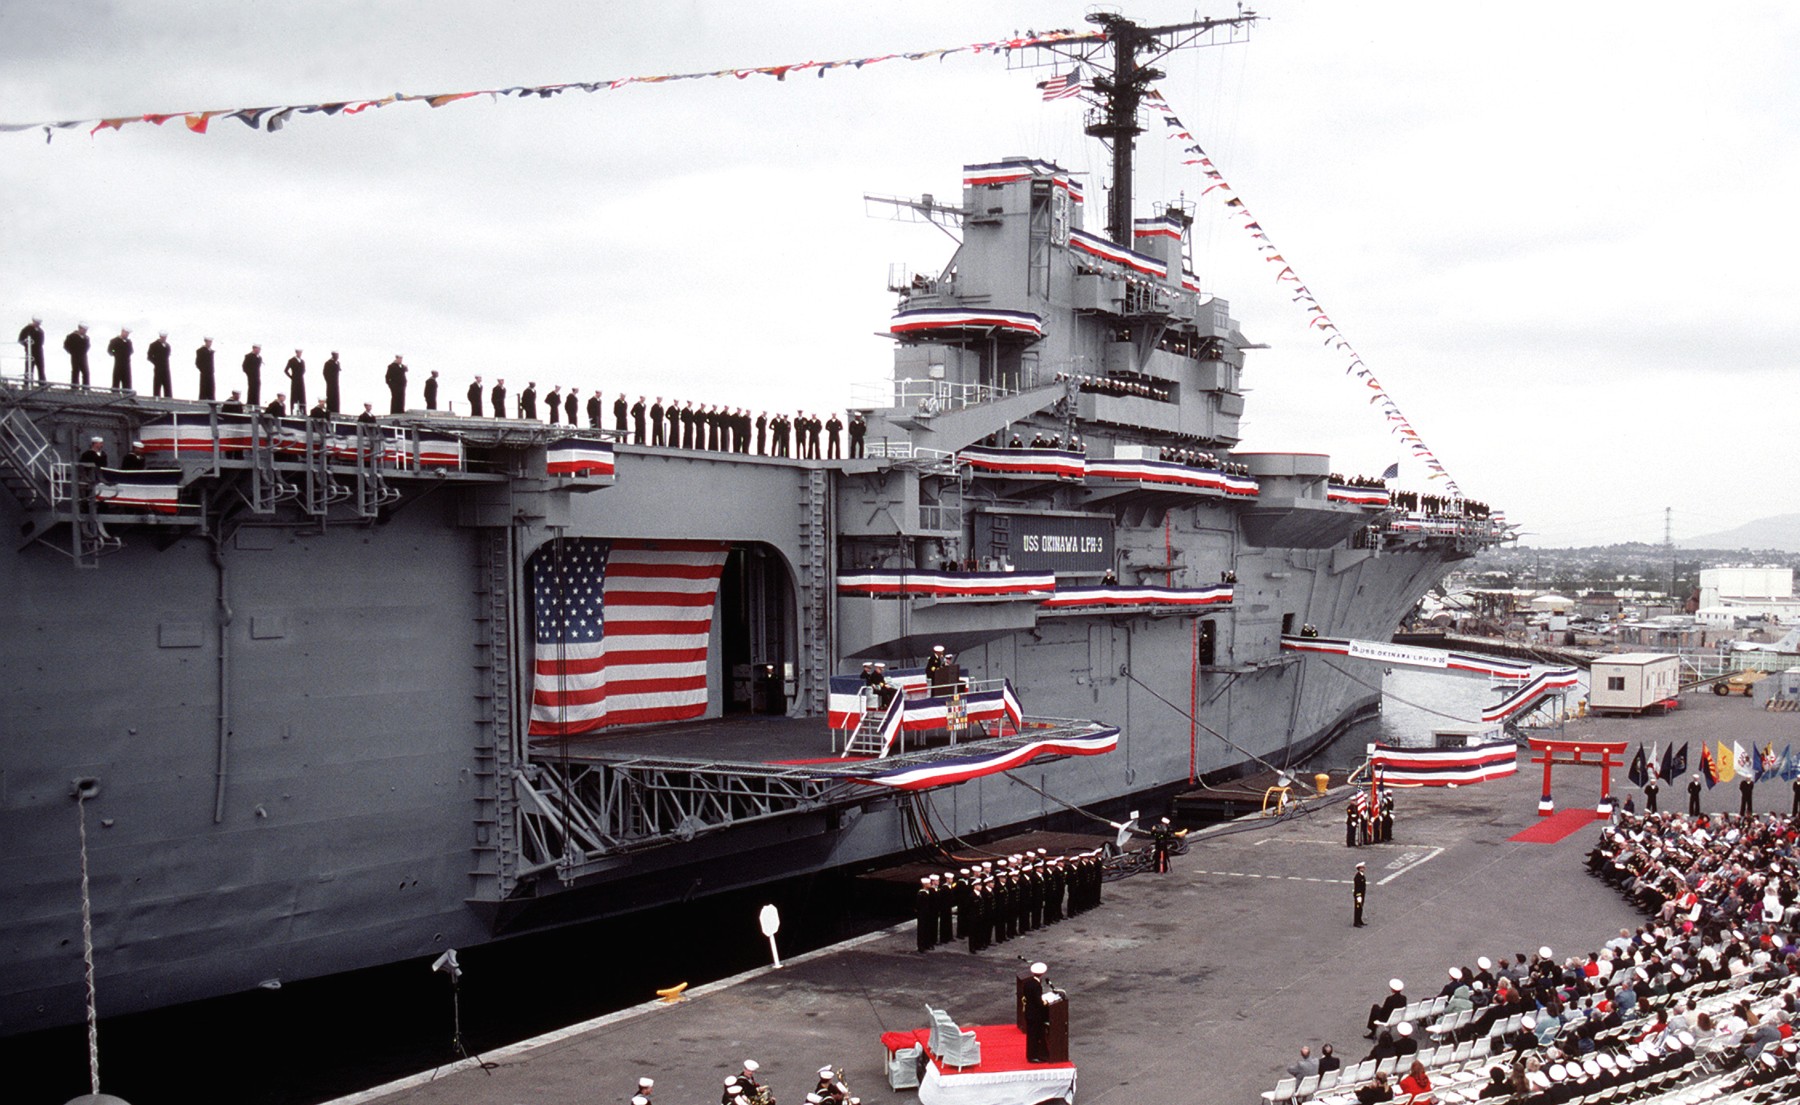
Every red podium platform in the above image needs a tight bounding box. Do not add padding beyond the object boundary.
[882,1024,1077,1105]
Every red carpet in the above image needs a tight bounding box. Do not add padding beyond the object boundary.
[1508,808,1601,844]
[882,1024,1074,1074]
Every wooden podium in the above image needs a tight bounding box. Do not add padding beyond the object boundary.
[1042,992,1069,1064]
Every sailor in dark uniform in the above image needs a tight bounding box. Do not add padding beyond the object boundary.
[1739,775,1755,817]
[849,412,866,457]
[324,352,343,412]
[1149,817,1180,874]
[284,350,306,412]
[265,394,287,419]
[490,378,506,419]
[631,396,646,444]
[650,398,665,445]
[17,317,46,383]
[825,413,843,458]
[925,644,948,693]
[1365,976,1403,1036]
[107,328,133,391]
[421,369,437,411]
[545,386,561,424]
[1379,791,1395,843]
[1688,774,1702,815]
[1353,861,1368,927]
[613,393,628,437]
[754,411,766,455]
[589,391,605,430]
[1643,776,1660,813]
[1018,962,1050,1062]
[1347,801,1361,847]
[77,436,108,472]
[148,332,173,397]
[221,390,244,413]
[936,871,955,945]
[385,356,407,414]
[565,389,579,425]
[518,381,538,420]
[64,324,91,387]
[1792,776,1800,817]
[195,338,216,400]
[242,344,262,406]
[915,877,935,952]
[466,376,484,417]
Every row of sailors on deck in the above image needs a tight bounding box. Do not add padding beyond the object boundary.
[1053,371,1171,403]
[981,431,1086,452]
[1159,446,1251,476]
[1390,489,1494,519]
[1330,473,1390,490]
[914,849,1107,954]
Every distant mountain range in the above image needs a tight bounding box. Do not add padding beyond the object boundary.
[1677,513,1800,552]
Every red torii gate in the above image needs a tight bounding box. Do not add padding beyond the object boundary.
[1528,736,1630,819]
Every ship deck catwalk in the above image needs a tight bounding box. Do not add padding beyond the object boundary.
[327,693,1789,1105]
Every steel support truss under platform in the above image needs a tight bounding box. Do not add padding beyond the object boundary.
[507,717,1113,887]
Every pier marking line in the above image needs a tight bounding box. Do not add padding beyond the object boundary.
[1377,845,1444,886]
[317,927,901,1105]
[1198,868,1354,885]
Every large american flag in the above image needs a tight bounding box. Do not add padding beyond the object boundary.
[529,538,729,734]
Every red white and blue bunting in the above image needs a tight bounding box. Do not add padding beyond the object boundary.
[1326,484,1390,508]
[1085,456,1259,497]
[836,569,1056,599]
[889,307,1045,341]
[1481,668,1581,723]
[846,724,1120,790]
[1041,584,1232,610]
[545,438,616,478]
[963,158,1084,204]
[1068,228,1168,279]
[94,468,186,513]
[957,445,1087,480]
[1371,740,1518,786]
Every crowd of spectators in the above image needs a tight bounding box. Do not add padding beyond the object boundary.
[1273,810,1800,1104]
[1158,446,1250,476]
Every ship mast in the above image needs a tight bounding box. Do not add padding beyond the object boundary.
[1074,9,1258,243]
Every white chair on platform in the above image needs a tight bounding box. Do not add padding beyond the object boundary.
[1259,1075,1298,1105]
[926,1006,980,1071]
[1293,1073,1320,1101]
[886,1042,923,1090]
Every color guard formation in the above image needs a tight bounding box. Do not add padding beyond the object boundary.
[914,849,1106,955]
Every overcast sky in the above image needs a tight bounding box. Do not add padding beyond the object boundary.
[3,1,1794,547]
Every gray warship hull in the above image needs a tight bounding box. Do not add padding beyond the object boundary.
[2,17,1505,1033]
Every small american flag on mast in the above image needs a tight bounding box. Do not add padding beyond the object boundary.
[529,538,729,734]
[1039,65,1084,101]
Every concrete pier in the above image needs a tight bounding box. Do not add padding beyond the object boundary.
[328,691,1795,1105]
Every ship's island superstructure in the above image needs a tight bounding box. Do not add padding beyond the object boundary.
[0,13,1505,1032]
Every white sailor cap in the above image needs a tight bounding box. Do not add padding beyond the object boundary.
[806,1096,823,1104]
[920,876,931,885]
[1357,861,1367,869]
[632,1098,649,1105]
[742,1060,759,1072]
[1389,978,1404,992]
[1521,1014,1537,1029]
[1539,946,1553,959]
[1547,1063,1567,1081]
[958,868,970,876]
[639,1078,655,1090]
[932,645,945,653]
[818,1067,834,1078]
[1448,967,1463,980]
[1477,956,1492,970]
[1582,1059,1601,1078]
[725,1077,739,1087]
[1031,962,1047,975]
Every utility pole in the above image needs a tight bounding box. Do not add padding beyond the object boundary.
[1664,506,1675,604]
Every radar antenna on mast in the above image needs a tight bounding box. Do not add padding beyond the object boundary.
[1014,9,1257,244]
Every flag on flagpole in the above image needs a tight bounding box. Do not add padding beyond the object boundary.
[1752,742,1767,782]
[1715,741,1736,784]
[1380,462,1400,481]
[1038,66,1085,100]
[1700,742,1717,788]
[1732,741,1749,783]
[1627,745,1647,789]
[1657,742,1673,783]
[1781,744,1799,782]
[1647,743,1659,784]
[1760,742,1776,781]
[1669,741,1688,780]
